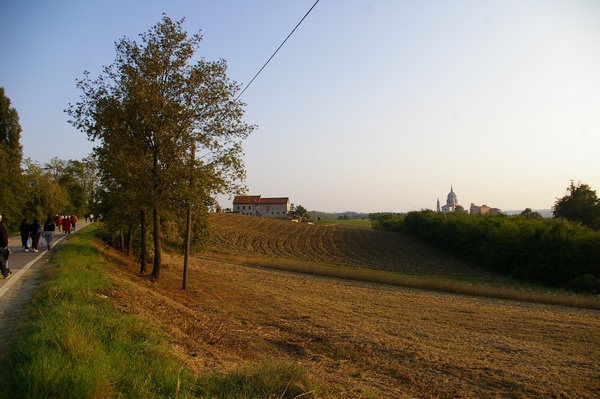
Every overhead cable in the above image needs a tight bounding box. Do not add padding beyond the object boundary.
[236,0,320,100]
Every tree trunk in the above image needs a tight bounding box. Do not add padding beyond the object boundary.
[119,227,125,253]
[140,209,147,274]
[151,206,162,280]
[183,208,191,289]
[126,223,132,256]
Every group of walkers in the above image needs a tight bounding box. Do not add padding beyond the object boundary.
[0,213,84,279]
[18,214,79,253]
[54,214,78,234]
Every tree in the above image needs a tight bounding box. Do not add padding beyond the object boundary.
[294,205,308,219]
[519,208,543,219]
[43,156,99,216]
[67,16,255,279]
[22,159,69,221]
[553,181,600,230]
[0,87,25,228]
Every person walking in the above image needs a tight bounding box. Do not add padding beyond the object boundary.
[62,216,71,235]
[0,215,12,279]
[19,218,30,251]
[55,214,62,232]
[29,219,42,253]
[71,215,78,231]
[43,217,56,251]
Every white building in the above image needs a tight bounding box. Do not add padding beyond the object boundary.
[437,186,459,213]
[232,195,290,218]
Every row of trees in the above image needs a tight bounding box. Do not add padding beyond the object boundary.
[370,182,600,291]
[67,16,254,280]
[1,87,97,230]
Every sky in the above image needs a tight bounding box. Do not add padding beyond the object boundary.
[1,0,599,213]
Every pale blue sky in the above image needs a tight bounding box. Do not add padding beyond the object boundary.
[1,1,599,213]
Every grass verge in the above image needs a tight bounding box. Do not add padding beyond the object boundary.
[1,226,315,399]
[202,251,600,310]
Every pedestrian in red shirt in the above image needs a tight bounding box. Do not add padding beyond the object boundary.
[62,216,71,235]
[55,214,62,232]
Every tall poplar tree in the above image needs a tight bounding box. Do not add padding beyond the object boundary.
[68,16,254,279]
[0,87,25,227]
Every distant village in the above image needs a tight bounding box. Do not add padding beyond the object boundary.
[436,185,501,215]
[224,185,502,220]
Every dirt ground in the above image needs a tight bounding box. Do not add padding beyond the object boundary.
[102,246,600,399]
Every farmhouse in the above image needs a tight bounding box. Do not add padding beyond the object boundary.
[233,195,290,218]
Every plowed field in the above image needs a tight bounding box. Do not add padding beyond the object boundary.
[207,213,493,278]
[101,213,600,398]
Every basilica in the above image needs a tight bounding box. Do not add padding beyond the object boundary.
[436,186,502,214]
[437,186,459,213]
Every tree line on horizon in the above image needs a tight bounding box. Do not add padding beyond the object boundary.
[370,181,600,293]
[1,87,96,230]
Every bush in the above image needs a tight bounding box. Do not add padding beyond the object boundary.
[372,211,600,289]
[569,274,600,294]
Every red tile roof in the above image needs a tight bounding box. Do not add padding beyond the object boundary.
[233,195,289,205]
[233,195,261,204]
[258,197,289,204]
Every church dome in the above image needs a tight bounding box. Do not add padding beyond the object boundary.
[446,186,457,205]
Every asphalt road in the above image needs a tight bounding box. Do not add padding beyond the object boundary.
[0,221,91,354]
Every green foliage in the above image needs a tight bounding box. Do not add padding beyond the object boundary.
[553,181,600,230]
[369,212,405,231]
[371,210,600,288]
[568,274,600,294]
[67,16,254,278]
[520,208,543,219]
[196,361,317,399]
[1,226,197,399]
[22,158,69,222]
[290,204,309,220]
[0,87,25,228]
[309,210,369,221]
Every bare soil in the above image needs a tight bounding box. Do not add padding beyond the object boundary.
[101,214,600,398]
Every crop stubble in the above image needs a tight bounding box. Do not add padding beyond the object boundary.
[103,214,599,398]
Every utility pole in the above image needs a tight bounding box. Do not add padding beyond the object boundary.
[183,142,195,289]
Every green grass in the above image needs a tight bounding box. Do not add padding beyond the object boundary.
[196,360,317,399]
[1,225,315,399]
[1,226,193,399]
[315,219,372,228]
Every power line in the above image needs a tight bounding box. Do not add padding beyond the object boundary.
[236,0,320,100]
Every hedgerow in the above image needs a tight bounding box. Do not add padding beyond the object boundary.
[370,211,600,291]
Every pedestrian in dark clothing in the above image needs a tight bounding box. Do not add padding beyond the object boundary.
[29,219,42,253]
[19,218,30,251]
[43,218,56,251]
[0,215,12,279]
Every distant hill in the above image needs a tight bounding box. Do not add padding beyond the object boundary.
[207,213,496,279]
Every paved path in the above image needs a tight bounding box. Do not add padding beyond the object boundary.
[0,221,91,354]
